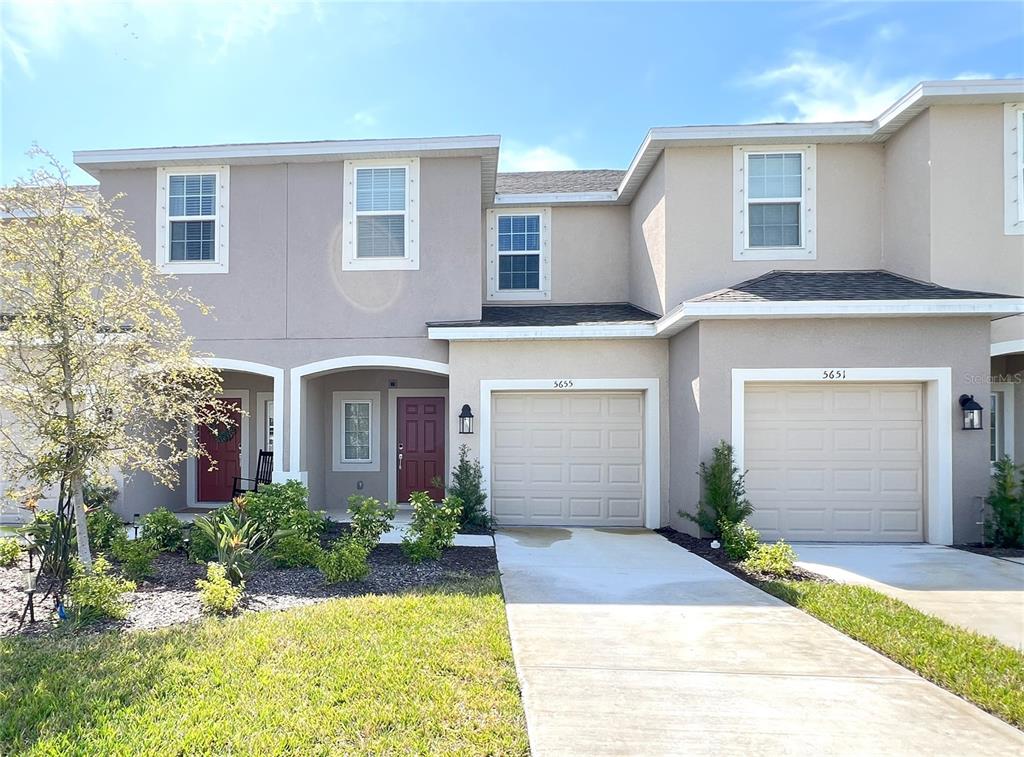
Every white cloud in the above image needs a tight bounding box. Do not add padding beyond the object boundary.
[1,0,304,75]
[747,51,920,122]
[499,144,578,172]
[347,111,378,128]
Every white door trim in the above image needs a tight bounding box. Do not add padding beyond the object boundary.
[731,367,953,545]
[479,378,661,529]
[186,389,250,508]
[992,382,1016,463]
[288,356,450,477]
[387,389,450,504]
[255,391,275,455]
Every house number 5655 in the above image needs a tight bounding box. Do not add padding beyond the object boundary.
[553,380,574,388]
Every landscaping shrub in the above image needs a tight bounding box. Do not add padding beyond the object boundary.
[17,509,56,549]
[985,457,1024,548]
[449,444,490,528]
[83,476,119,510]
[192,510,284,584]
[720,519,760,560]
[65,556,135,625]
[271,534,324,568]
[0,537,21,567]
[682,441,754,538]
[401,491,461,563]
[742,540,796,577]
[196,562,243,614]
[318,535,370,583]
[86,505,123,551]
[283,507,328,542]
[347,494,396,549]
[110,533,158,581]
[141,507,184,551]
[243,480,317,537]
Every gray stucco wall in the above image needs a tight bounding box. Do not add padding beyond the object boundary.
[667,325,701,532]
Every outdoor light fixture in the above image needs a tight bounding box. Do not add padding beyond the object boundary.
[458,404,474,434]
[20,555,36,624]
[959,394,984,430]
[132,513,141,539]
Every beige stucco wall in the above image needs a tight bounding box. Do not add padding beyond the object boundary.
[881,109,932,281]
[667,326,701,531]
[629,155,667,314]
[686,316,993,543]
[447,339,671,523]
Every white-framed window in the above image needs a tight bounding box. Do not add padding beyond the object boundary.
[342,158,420,270]
[256,393,275,452]
[1004,103,1024,235]
[331,391,380,471]
[990,383,1016,466]
[733,145,816,260]
[485,207,551,301]
[156,166,230,274]
[991,391,1002,464]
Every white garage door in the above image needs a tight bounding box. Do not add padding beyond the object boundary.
[491,391,645,526]
[744,383,924,542]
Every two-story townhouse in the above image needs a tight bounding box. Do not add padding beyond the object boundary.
[61,78,1023,545]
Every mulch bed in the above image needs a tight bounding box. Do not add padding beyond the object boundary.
[655,527,831,585]
[952,544,1024,560]
[0,544,497,639]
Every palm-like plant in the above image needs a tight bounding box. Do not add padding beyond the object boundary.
[192,511,289,584]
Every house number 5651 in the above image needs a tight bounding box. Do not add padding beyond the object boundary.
[553,380,574,388]
[822,370,847,380]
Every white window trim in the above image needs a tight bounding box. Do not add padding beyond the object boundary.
[733,145,816,261]
[1004,104,1024,235]
[332,391,381,472]
[991,382,1016,465]
[155,165,230,274]
[486,207,552,301]
[342,158,420,271]
[256,391,274,453]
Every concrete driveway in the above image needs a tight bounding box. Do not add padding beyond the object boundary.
[795,544,1024,650]
[495,528,1023,756]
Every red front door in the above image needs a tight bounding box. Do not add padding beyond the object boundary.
[398,397,446,502]
[198,398,242,502]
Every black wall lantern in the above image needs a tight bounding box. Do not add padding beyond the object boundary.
[959,394,984,430]
[458,404,474,434]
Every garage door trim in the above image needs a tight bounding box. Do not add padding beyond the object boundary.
[480,378,661,529]
[731,367,952,545]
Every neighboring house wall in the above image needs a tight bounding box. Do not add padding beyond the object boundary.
[882,109,932,281]
[667,325,701,531]
[447,339,671,522]
[629,155,667,315]
[692,316,992,544]
[990,353,1024,465]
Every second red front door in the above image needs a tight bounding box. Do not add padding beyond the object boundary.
[398,396,445,502]
[198,398,242,503]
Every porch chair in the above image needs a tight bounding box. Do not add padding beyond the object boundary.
[232,449,274,499]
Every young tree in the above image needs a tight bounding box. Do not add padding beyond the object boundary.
[0,150,230,581]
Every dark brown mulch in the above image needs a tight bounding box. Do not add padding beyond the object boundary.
[655,527,831,585]
[952,544,1024,560]
[0,544,497,639]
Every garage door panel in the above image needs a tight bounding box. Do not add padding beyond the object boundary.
[745,383,923,542]
[491,391,645,527]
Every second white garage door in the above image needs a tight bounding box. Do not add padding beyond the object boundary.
[744,383,924,542]
[490,391,645,526]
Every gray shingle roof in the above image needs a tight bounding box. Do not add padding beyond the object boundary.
[428,303,657,328]
[690,270,1019,303]
[495,170,625,195]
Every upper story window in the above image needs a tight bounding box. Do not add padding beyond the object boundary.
[733,145,816,261]
[1004,103,1024,235]
[486,207,551,301]
[156,166,230,274]
[342,158,420,270]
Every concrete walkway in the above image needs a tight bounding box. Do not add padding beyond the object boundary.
[495,528,1023,756]
[796,544,1024,650]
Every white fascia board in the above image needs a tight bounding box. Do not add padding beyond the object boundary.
[427,323,657,341]
[74,135,501,170]
[493,191,618,205]
[680,298,1024,318]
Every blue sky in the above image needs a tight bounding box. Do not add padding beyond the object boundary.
[2,1,1021,184]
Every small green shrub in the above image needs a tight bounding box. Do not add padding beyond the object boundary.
[985,457,1024,548]
[66,556,135,625]
[282,507,327,542]
[401,491,461,563]
[191,510,284,584]
[140,507,184,551]
[196,562,243,615]
[742,540,797,577]
[242,480,312,536]
[17,510,57,550]
[449,444,491,528]
[682,441,754,538]
[0,537,21,567]
[83,477,119,510]
[271,534,324,568]
[318,536,370,583]
[720,519,760,560]
[86,505,123,551]
[110,534,158,581]
[347,494,396,549]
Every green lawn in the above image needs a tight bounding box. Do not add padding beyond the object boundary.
[761,580,1024,728]
[0,576,529,756]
